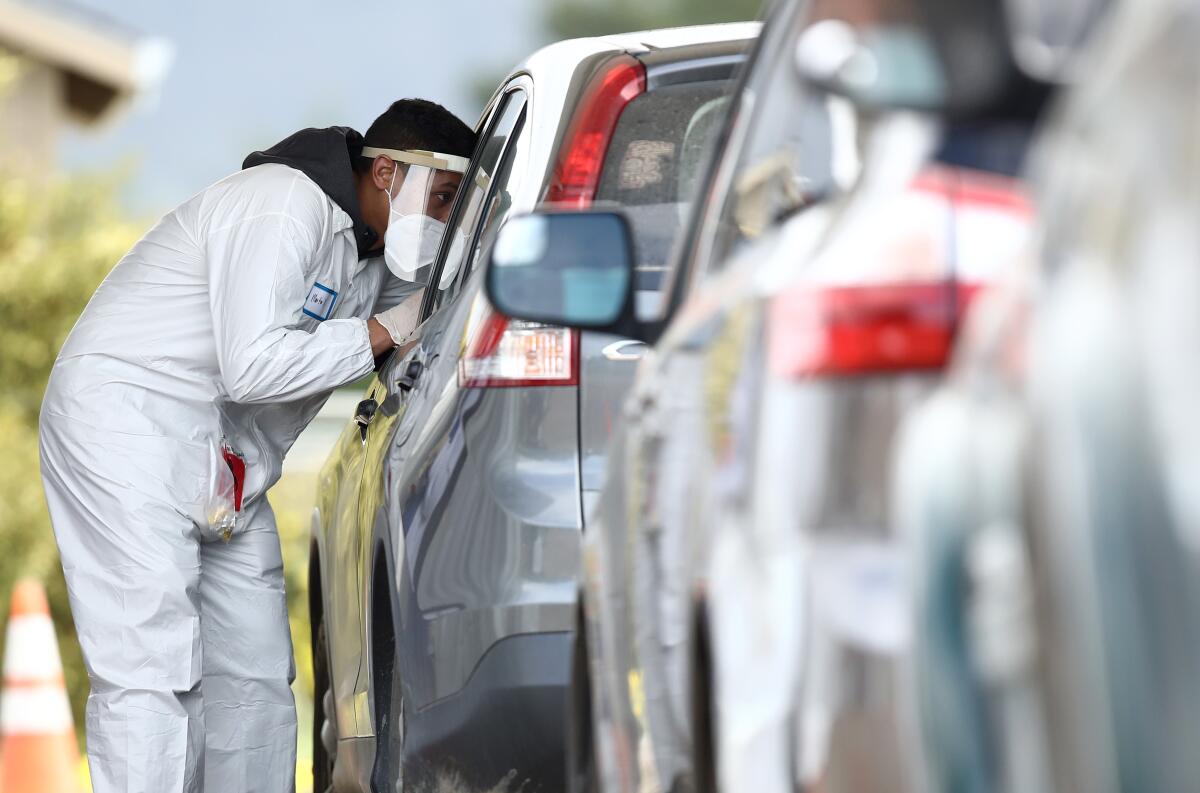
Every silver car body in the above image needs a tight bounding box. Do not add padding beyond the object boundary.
[894,1,1200,790]
[574,4,1039,793]
[310,23,757,793]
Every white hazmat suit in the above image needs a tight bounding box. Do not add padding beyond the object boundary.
[39,127,425,793]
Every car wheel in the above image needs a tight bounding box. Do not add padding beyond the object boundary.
[691,612,717,793]
[567,626,600,793]
[371,632,406,793]
[313,614,337,793]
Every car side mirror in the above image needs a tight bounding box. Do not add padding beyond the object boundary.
[485,210,642,337]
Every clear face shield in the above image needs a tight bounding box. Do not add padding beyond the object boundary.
[363,146,469,282]
[433,166,496,291]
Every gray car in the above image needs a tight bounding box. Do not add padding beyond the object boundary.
[484,4,845,790]
[308,23,757,793]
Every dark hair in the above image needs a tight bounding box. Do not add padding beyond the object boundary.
[356,98,475,173]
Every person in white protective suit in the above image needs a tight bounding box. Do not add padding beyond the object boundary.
[38,98,474,793]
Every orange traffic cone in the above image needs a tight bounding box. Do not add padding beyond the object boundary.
[0,579,80,793]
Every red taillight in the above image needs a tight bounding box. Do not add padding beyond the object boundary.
[768,282,982,378]
[476,55,641,387]
[768,165,1030,379]
[459,297,579,388]
[544,56,647,208]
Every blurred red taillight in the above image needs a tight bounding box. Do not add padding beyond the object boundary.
[768,167,1030,379]
[769,281,982,377]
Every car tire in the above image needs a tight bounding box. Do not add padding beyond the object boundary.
[371,632,406,793]
[313,614,337,793]
[691,610,717,793]
[567,625,600,793]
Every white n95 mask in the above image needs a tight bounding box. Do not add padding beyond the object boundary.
[385,212,446,281]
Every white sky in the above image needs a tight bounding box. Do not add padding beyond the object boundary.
[59,0,552,214]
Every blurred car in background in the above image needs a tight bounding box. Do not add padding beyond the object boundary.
[308,22,757,793]
[893,1,1200,792]
[484,0,1079,791]
[489,2,841,789]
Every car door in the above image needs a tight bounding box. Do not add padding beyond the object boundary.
[350,86,531,716]
[578,68,742,519]
[319,376,385,736]
[597,21,841,787]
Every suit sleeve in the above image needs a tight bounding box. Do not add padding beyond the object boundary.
[206,180,374,404]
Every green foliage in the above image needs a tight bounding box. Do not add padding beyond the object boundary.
[267,474,316,793]
[0,170,147,739]
[0,172,143,417]
[0,49,19,95]
[544,0,766,39]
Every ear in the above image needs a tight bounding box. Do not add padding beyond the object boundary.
[370,155,397,191]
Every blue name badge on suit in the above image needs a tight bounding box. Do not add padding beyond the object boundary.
[303,282,338,321]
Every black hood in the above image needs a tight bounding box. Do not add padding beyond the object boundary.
[243,126,381,258]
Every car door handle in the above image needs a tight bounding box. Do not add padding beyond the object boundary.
[354,398,378,441]
[396,359,424,392]
[602,339,647,361]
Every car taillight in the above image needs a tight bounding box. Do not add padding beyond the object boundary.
[459,297,578,388]
[768,167,1031,379]
[544,55,647,208]
[769,281,982,377]
[469,54,642,388]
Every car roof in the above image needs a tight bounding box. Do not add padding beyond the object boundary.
[513,21,761,79]
[513,21,758,73]
[592,21,762,52]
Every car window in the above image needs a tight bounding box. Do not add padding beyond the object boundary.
[593,80,734,318]
[427,91,527,315]
[455,105,529,294]
[705,83,836,273]
[666,3,846,313]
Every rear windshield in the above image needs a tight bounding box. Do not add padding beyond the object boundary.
[595,80,732,295]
